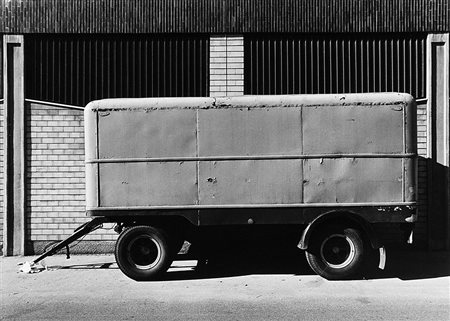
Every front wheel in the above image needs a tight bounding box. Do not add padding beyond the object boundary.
[305,227,365,280]
[115,225,173,281]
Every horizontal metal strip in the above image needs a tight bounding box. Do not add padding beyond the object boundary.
[86,153,416,164]
[87,202,417,211]
[0,98,4,104]
[25,99,85,110]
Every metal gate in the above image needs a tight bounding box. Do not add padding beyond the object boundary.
[245,34,427,99]
[25,34,209,107]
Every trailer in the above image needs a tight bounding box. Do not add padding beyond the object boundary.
[31,93,417,280]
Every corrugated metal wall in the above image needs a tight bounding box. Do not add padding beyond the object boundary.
[1,0,449,34]
[245,34,427,99]
[25,35,209,107]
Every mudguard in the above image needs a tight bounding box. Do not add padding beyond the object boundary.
[297,211,382,250]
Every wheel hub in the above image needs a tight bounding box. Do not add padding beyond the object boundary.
[320,234,356,269]
[127,236,162,270]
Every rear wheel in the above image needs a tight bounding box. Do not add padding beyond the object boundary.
[305,227,365,280]
[115,225,173,281]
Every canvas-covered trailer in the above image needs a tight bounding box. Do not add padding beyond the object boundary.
[30,93,417,280]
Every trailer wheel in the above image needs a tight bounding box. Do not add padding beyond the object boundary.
[115,225,173,281]
[305,227,365,280]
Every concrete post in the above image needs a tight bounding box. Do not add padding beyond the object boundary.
[3,35,25,256]
[426,33,450,250]
[210,35,244,97]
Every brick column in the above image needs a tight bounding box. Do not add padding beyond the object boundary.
[209,35,244,97]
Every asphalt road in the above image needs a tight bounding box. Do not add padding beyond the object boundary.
[2,248,449,321]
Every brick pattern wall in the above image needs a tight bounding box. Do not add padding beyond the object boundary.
[26,103,116,254]
[210,35,244,97]
[0,103,4,255]
[416,101,428,246]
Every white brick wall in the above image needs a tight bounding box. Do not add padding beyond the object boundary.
[26,103,116,250]
[210,35,244,97]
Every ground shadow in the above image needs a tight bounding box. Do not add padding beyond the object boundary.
[46,262,117,270]
[161,243,450,282]
[161,246,315,281]
[44,243,450,282]
[363,245,450,281]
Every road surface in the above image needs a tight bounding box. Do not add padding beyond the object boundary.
[2,248,449,321]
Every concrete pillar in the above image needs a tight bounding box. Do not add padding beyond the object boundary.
[209,35,244,97]
[3,35,25,256]
[426,33,450,249]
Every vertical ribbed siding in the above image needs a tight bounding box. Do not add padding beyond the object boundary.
[1,0,449,33]
[245,34,427,99]
[25,35,209,107]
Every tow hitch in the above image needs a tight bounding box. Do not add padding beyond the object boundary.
[18,217,108,272]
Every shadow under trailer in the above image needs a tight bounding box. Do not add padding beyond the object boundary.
[31,93,417,281]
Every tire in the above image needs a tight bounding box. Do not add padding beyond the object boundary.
[115,225,173,281]
[305,227,365,280]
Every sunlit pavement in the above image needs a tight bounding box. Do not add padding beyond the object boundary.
[2,248,449,321]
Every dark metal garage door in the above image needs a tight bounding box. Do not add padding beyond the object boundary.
[25,34,209,106]
[245,34,426,99]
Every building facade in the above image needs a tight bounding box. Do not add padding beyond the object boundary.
[1,0,449,255]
